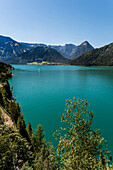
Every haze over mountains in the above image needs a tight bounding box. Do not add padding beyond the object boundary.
[0,35,94,64]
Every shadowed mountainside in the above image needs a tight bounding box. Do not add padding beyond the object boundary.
[70,42,113,66]
[0,35,94,64]
[0,35,30,63]
[69,41,94,60]
[15,46,70,64]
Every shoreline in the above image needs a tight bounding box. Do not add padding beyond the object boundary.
[27,62,69,66]
[11,63,113,67]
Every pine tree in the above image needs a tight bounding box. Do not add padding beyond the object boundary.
[17,113,30,142]
[32,124,45,152]
[27,122,33,138]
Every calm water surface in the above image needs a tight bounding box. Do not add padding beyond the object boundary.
[9,65,113,153]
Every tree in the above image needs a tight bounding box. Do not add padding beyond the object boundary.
[32,124,45,151]
[0,125,33,170]
[54,97,112,169]
[8,101,20,124]
[17,113,30,142]
[32,124,59,169]
[27,122,33,139]
[34,144,57,170]
[0,110,4,124]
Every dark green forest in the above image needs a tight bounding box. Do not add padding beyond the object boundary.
[70,42,113,66]
[0,62,113,169]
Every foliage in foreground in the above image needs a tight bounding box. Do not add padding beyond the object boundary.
[0,97,113,169]
[0,124,58,170]
[54,98,112,169]
[0,125,33,170]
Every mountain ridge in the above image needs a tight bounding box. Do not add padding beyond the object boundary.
[48,44,77,58]
[0,35,30,63]
[15,46,70,64]
[70,42,113,66]
[21,41,94,60]
[0,35,94,64]
[69,41,94,60]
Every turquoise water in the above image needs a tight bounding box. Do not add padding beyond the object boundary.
[9,65,113,153]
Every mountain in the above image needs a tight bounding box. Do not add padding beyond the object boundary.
[0,35,70,64]
[21,42,47,50]
[14,46,70,64]
[69,41,94,60]
[0,35,30,63]
[70,42,113,66]
[48,44,77,59]
[49,42,94,59]
[0,35,94,64]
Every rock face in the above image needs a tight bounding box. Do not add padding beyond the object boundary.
[0,35,30,63]
[16,46,70,64]
[69,41,94,60]
[70,42,113,66]
[0,35,94,64]
[20,42,47,50]
[48,44,77,59]
[49,41,94,60]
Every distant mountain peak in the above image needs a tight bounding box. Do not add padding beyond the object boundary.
[17,45,69,64]
[49,44,77,58]
[65,43,76,46]
[0,35,30,63]
[70,42,113,66]
[0,35,14,43]
[69,41,94,60]
[81,41,89,46]
[0,35,94,64]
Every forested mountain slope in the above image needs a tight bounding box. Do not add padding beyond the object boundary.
[71,42,113,66]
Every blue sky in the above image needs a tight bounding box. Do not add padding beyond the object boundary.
[0,0,113,47]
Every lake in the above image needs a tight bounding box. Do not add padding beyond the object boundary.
[9,65,113,153]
